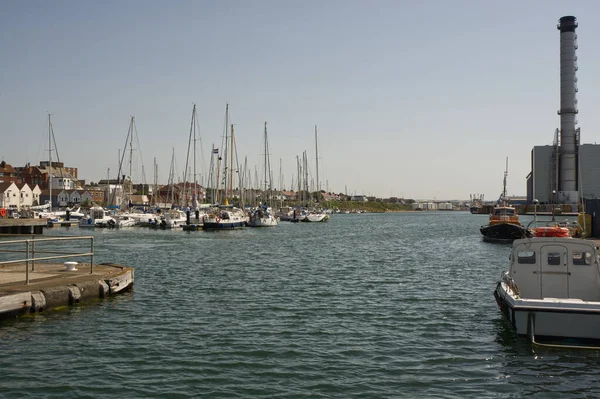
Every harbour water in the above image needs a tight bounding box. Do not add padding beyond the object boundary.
[1,212,599,398]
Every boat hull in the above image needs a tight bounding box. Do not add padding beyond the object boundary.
[202,221,246,230]
[494,282,600,340]
[480,223,530,242]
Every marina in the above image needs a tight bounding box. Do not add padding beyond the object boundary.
[2,212,600,397]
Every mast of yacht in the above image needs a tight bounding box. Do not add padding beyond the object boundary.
[48,114,52,210]
[229,123,235,204]
[315,125,319,194]
[129,116,135,206]
[220,104,229,205]
[296,156,301,204]
[153,158,158,207]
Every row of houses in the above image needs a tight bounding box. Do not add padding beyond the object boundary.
[0,182,110,211]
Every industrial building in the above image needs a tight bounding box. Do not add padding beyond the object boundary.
[526,16,600,206]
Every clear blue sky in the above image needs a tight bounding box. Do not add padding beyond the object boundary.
[2,1,600,200]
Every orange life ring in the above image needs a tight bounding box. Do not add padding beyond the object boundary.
[0,208,6,217]
[535,226,570,237]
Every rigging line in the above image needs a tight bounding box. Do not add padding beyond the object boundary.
[133,118,148,187]
[111,118,133,206]
[183,105,195,206]
[49,119,65,178]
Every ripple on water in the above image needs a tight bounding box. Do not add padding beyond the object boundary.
[0,213,599,398]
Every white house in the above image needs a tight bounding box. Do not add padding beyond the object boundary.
[0,182,20,211]
[17,183,34,209]
[32,185,42,206]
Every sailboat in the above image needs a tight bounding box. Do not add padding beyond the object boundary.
[301,125,329,222]
[248,122,279,227]
[203,104,248,230]
[182,104,209,230]
[479,158,531,242]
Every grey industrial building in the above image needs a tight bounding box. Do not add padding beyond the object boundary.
[528,143,600,205]
[525,16,600,207]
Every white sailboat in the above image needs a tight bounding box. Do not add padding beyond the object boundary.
[203,104,248,230]
[248,122,278,227]
[301,125,329,223]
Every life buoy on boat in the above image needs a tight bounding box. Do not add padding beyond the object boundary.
[534,226,571,237]
[0,208,6,217]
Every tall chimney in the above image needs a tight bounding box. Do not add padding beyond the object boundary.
[557,16,579,203]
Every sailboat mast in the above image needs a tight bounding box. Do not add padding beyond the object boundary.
[48,114,52,210]
[315,125,319,193]
[264,122,268,194]
[230,123,235,202]
[129,116,134,202]
[193,104,197,207]
[222,104,229,204]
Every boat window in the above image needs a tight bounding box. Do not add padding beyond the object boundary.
[517,250,536,264]
[573,251,592,265]
[494,208,515,216]
[547,252,561,266]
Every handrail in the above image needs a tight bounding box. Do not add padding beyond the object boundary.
[0,236,94,284]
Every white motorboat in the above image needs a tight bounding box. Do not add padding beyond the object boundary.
[114,214,137,228]
[159,209,187,229]
[301,211,330,222]
[494,236,600,345]
[79,206,116,228]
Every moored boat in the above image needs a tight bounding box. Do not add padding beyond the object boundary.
[480,159,531,242]
[79,206,116,228]
[202,206,247,230]
[494,236,600,345]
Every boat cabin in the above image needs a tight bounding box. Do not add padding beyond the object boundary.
[509,238,600,302]
[494,206,515,216]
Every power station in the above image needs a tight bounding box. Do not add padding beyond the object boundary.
[527,16,600,206]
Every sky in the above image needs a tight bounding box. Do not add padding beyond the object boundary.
[2,1,600,200]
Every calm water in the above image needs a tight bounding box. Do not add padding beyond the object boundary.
[1,212,599,398]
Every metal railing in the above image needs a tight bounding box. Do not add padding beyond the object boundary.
[0,236,94,284]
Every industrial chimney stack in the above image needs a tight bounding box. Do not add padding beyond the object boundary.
[557,16,579,204]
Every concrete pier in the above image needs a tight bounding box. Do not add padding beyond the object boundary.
[0,218,47,234]
[0,262,134,320]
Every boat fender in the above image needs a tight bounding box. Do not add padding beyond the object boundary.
[0,208,6,217]
[216,216,221,223]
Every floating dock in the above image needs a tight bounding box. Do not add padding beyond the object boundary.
[0,236,134,321]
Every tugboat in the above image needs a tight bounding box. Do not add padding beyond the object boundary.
[480,159,531,243]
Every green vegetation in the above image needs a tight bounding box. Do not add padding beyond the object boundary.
[322,200,412,213]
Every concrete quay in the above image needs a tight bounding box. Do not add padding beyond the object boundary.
[0,261,134,321]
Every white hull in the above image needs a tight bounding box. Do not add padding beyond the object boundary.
[302,213,329,222]
[495,282,600,340]
[495,237,600,342]
[247,215,279,227]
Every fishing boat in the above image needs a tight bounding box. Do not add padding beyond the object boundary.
[494,236,600,346]
[480,159,531,242]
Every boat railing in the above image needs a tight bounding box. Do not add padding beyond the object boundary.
[0,236,94,285]
[501,271,520,297]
